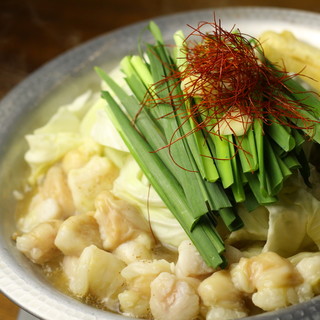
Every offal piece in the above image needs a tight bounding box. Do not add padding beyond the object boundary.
[94,191,152,251]
[118,260,173,318]
[63,245,126,312]
[230,252,312,311]
[296,254,320,295]
[68,155,119,214]
[113,233,155,264]
[198,270,247,319]
[16,220,62,264]
[17,164,75,233]
[40,165,75,218]
[54,213,103,256]
[118,289,151,319]
[17,196,62,233]
[149,272,200,320]
[175,240,213,278]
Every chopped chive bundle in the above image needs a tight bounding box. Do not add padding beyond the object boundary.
[96,21,320,267]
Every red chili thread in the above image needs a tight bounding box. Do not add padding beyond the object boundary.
[140,18,319,161]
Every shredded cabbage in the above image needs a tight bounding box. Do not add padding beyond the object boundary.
[228,175,320,257]
[112,157,188,248]
[25,91,95,183]
[81,98,129,152]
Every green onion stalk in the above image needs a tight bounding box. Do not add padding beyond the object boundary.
[96,21,320,268]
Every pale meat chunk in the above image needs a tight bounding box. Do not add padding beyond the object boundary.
[198,270,247,315]
[230,252,309,311]
[16,220,62,264]
[231,252,302,293]
[149,272,200,320]
[117,290,151,319]
[54,213,103,256]
[296,254,320,295]
[17,195,62,233]
[94,191,151,251]
[121,259,173,295]
[17,164,75,233]
[113,233,154,264]
[62,245,126,312]
[175,240,213,278]
[68,155,119,214]
[40,165,75,218]
[118,259,173,318]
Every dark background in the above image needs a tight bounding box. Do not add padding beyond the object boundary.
[1,0,320,318]
[1,0,320,100]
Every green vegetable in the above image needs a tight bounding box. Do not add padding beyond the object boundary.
[96,21,320,267]
[101,88,226,267]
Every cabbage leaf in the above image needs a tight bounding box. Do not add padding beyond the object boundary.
[112,157,188,248]
[25,91,95,183]
[227,174,320,258]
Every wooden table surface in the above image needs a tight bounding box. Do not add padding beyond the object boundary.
[1,0,320,319]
